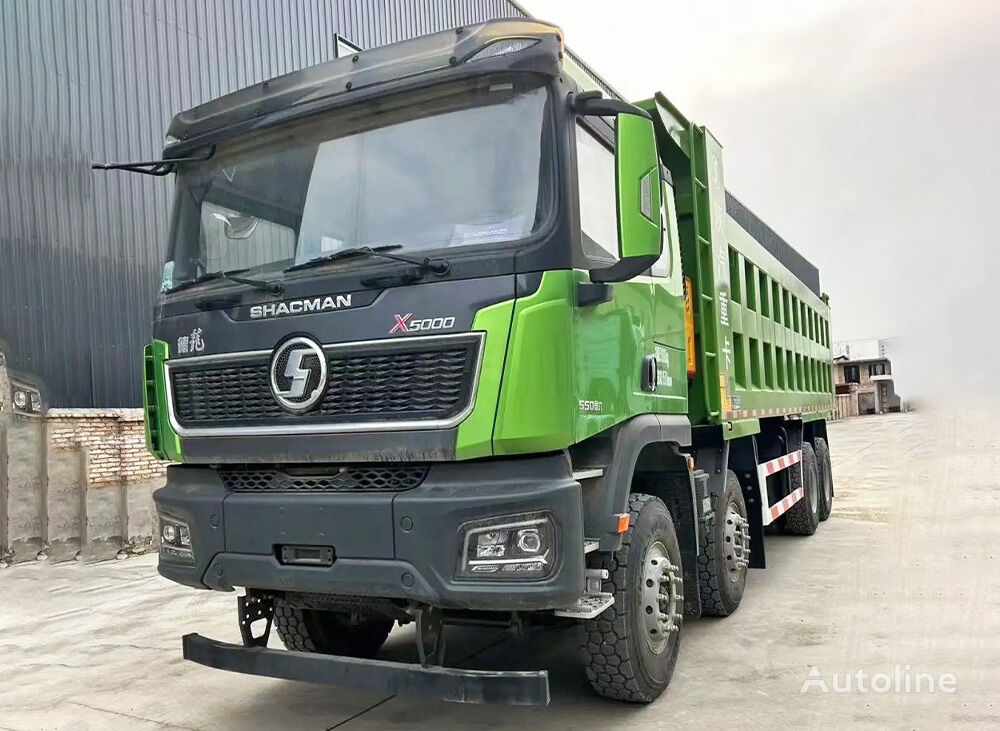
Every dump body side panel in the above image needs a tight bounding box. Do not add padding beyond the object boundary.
[724,217,834,419]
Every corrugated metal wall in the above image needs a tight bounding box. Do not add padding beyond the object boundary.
[0,0,527,408]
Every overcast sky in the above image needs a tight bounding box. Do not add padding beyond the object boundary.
[526,0,1000,402]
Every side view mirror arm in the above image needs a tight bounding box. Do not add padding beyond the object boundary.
[589,254,658,284]
[572,90,651,120]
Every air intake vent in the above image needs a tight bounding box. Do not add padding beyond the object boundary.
[219,465,429,492]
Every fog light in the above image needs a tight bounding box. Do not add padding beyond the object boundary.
[159,514,194,564]
[456,512,555,580]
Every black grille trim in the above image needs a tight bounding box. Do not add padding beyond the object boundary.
[220,465,429,492]
[165,333,482,434]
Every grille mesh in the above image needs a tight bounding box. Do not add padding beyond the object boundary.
[169,336,478,428]
[219,465,429,492]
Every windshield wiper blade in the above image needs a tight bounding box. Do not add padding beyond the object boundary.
[285,245,450,275]
[284,245,404,272]
[91,145,215,177]
[285,245,403,272]
[165,269,283,296]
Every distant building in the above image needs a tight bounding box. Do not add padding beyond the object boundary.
[833,338,902,415]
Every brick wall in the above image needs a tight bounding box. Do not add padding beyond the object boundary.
[2,408,167,564]
[46,409,166,487]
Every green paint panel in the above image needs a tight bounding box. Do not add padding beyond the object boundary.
[493,271,576,455]
[801,410,832,424]
[490,269,687,458]
[573,268,654,442]
[143,339,181,462]
[726,418,761,440]
[454,299,515,460]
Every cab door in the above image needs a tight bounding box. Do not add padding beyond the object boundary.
[572,120,657,441]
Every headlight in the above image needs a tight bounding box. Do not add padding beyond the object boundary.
[159,514,194,564]
[456,512,556,580]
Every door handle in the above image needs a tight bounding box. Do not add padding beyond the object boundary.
[641,355,658,392]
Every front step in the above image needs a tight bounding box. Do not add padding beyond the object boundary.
[552,592,614,619]
[552,567,614,619]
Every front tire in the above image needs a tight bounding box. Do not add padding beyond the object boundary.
[698,470,750,616]
[273,600,393,658]
[582,493,683,702]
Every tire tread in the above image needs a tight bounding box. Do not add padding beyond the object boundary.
[698,470,746,617]
[582,493,678,702]
[814,437,834,521]
[781,442,819,535]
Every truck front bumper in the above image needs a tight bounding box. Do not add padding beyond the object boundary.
[182,633,550,706]
[154,453,585,611]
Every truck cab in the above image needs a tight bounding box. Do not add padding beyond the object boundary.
[141,19,834,706]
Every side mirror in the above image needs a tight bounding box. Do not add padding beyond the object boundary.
[575,93,663,284]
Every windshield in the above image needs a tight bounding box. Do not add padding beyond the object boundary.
[163,75,554,288]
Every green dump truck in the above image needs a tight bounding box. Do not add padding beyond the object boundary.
[123,19,835,705]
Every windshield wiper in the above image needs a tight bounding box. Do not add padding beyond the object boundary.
[91,145,216,177]
[285,245,450,275]
[165,268,283,296]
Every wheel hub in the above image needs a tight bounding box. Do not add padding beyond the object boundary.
[641,540,683,654]
[723,502,751,580]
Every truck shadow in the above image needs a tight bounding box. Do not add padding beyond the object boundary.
[231,621,662,729]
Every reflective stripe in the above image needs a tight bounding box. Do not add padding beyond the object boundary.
[761,449,802,476]
[767,487,804,521]
[756,450,803,526]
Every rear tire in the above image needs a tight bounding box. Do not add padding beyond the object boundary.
[814,437,834,521]
[780,442,820,535]
[698,470,750,617]
[582,493,683,702]
[273,600,393,658]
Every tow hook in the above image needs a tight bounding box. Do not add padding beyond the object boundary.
[409,603,446,666]
[238,593,274,647]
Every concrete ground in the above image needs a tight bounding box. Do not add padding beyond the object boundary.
[2,411,998,729]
